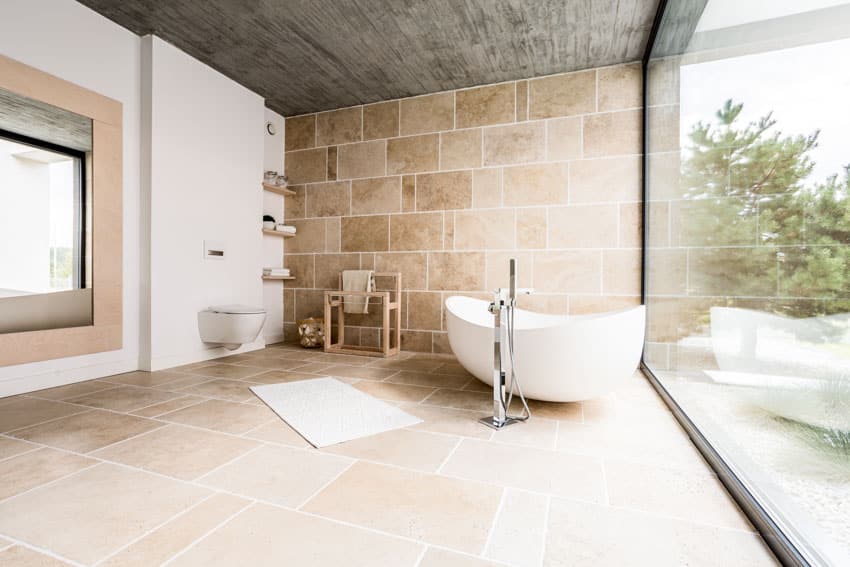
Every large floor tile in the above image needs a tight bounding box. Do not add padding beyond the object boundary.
[232,357,309,370]
[605,460,753,531]
[419,548,502,567]
[352,381,435,402]
[525,399,582,422]
[0,436,39,460]
[168,503,422,567]
[543,497,776,566]
[400,403,493,440]
[249,369,323,384]
[484,489,548,567]
[386,370,471,390]
[30,380,117,401]
[92,424,259,481]
[0,448,95,501]
[486,416,558,449]
[178,363,267,380]
[556,416,707,471]
[303,461,501,554]
[421,389,493,412]
[0,546,72,566]
[368,358,447,372]
[175,378,261,403]
[318,364,399,381]
[130,395,205,418]
[100,493,250,567]
[10,410,162,453]
[0,463,209,565]
[242,419,310,447]
[65,385,180,412]
[158,399,274,434]
[441,439,605,502]
[322,429,459,472]
[0,397,83,433]
[198,444,352,507]
[103,370,189,388]
[431,361,473,377]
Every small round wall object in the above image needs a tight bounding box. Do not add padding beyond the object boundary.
[297,317,325,348]
[266,122,276,135]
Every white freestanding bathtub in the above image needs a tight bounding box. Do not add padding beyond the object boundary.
[445,296,646,402]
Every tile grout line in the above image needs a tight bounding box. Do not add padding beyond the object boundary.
[295,459,356,511]
[0,535,87,567]
[90,491,220,567]
[480,486,507,558]
[435,436,463,474]
[159,500,256,567]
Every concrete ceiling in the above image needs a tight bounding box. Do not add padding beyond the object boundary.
[79,0,660,116]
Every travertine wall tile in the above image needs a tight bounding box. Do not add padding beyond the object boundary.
[503,163,568,206]
[400,92,454,135]
[282,63,642,351]
[455,83,515,128]
[583,109,641,158]
[428,252,485,291]
[341,215,389,252]
[285,114,316,151]
[598,63,642,111]
[285,148,327,184]
[351,176,402,215]
[306,181,351,217]
[483,122,545,165]
[440,129,482,170]
[387,134,439,174]
[390,212,443,251]
[317,107,362,146]
[453,209,515,250]
[546,117,582,161]
[569,156,640,203]
[472,169,501,208]
[337,140,386,179]
[548,204,619,248]
[363,101,399,140]
[416,171,472,211]
[529,70,596,119]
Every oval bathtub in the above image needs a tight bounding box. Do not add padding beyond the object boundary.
[446,296,645,402]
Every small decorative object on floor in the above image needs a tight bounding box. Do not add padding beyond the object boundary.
[275,174,289,187]
[263,214,276,230]
[264,170,278,183]
[298,317,324,348]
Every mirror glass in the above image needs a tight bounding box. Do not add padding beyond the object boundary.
[0,87,93,333]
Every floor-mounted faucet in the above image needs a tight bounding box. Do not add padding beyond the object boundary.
[480,258,533,430]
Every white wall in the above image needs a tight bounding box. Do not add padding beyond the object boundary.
[142,36,265,370]
[0,0,142,395]
[262,108,286,344]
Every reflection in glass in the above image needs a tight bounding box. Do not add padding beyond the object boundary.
[0,87,92,333]
[645,1,850,564]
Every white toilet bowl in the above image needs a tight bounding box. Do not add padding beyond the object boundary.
[198,304,266,350]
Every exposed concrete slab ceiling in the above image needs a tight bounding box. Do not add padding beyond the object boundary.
[78,0,659,116]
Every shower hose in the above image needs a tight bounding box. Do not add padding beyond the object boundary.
[503,301,531,421]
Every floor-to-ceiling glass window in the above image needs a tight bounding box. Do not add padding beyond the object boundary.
[644,1,850,564]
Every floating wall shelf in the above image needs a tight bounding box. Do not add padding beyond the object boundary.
[262,229,295,238]
[262,182,295,196]
[262,275,295,281]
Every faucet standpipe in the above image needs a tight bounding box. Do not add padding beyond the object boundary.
[480,258,533,430]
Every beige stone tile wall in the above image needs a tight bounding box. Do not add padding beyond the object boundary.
[282,63,643,352]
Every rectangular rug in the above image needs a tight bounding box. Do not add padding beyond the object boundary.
[250,377,423,448]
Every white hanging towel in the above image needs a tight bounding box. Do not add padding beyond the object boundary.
[342,270,373,314]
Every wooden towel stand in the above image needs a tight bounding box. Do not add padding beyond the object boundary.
[323,272,401,357]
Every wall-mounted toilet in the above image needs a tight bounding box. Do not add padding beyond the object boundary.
[198,305,266,350]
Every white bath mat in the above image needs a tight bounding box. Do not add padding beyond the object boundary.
[250,377,422,448]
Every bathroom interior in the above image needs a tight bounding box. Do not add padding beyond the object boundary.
[0,0,848,565]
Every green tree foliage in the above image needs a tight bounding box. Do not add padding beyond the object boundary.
[682,100,850,322]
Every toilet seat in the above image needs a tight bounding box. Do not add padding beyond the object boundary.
[208,304,266,315]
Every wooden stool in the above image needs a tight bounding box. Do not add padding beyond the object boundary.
[323,272,401,357]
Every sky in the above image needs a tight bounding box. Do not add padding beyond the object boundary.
[679,2,850,185]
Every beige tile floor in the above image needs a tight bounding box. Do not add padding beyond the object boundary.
[0,344,778,566]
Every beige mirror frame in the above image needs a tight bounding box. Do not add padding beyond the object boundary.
[0,54,122,366]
